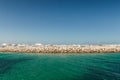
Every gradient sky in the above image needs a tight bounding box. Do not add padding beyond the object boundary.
[0,0,120,44]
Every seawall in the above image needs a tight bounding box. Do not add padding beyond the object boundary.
[0,45,120,53]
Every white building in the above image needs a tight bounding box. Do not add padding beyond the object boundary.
[1,43,8,47]
[35,43,43,46]
[17,44,26,47]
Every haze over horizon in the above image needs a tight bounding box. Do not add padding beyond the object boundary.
[0,0,120,44]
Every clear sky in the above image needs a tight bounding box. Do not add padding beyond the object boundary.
[0,0,120,44]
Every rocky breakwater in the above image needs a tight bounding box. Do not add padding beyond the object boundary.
[0,45,120,53]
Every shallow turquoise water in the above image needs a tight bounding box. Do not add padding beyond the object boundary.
[0,53,120,80]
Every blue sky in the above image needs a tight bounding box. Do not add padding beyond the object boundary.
[0,0,120,44]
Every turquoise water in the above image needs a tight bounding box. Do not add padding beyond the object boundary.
[0,53,120,80]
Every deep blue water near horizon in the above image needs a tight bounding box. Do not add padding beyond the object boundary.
[0,53,120,80]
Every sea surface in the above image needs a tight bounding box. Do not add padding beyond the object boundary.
[0,53,120,80]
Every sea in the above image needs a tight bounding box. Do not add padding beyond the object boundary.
[0,53,120,80]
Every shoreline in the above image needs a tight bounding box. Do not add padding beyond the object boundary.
[0,45,120,54]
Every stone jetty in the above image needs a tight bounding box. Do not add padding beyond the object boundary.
[0,43,120,53]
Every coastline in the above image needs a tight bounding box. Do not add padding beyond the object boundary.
[0,45,120,54]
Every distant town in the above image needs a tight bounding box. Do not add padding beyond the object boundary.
[0,43,120,53]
